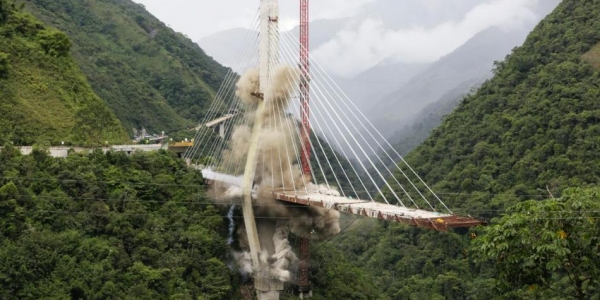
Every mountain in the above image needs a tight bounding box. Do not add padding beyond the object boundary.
[198,0,488,75]
[197,28,258,72]
[24,0,230,134]
[398,0,600,213]
[388,78,482,156]
[334,0,600,298]
[334,60,428,114]
[367,23,548,137]
[0,3,127,145]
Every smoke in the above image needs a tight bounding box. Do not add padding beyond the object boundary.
[232,251,253,279]
[235,68,261,106]
[213,64,341,284]
[226,205,236,245]
[265,221,298,282]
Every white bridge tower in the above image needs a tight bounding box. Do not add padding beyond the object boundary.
[241,0,284,299]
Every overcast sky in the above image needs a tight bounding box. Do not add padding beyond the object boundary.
[133,0,375,40]
[133,0,553,77]
[314,0,543,76]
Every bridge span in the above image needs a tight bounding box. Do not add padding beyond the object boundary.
[202,168,484,232]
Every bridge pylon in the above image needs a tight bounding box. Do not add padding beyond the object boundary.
[241,0,286,299]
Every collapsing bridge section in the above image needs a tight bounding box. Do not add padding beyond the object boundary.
[274,191,483,231]
[201,169,484,232]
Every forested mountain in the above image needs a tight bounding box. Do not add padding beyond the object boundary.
[367,23,552,137]
[334,0,600,298]
[387,79,482,157]
[23,0,230,134]
[0,1,127,145]
[0,145,379,299]
[198,18,346,73]
[398,0,600,213]
[0,147,233,298]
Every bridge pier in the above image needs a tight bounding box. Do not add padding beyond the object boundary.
[240,1,286,299]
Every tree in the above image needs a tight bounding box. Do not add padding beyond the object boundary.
[37,28,71,57]
[0,52,8,77]
[471,188,600,299]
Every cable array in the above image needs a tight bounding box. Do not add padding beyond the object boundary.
[183,14,454,215]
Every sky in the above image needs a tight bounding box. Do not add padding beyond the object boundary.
[133,0,375,40]
[133,0,552,77]
[313,0,543,76]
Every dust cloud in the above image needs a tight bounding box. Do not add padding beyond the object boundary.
[213,65,341,283]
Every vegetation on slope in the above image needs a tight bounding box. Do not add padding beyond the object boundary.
[387,80,481,157]
[334,0,600,298]
[472,188,600,299]
[0,147,234,299]
[582,41,600,70]
[0,1,127,145]
[24,0,230,134]
[310,131,362,198]
[383,0,600,216]
[0,144,380,299]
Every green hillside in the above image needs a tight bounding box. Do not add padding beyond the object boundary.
[334,0,600,298]
[24,0,230,134]
[399,0,600,213]
[0,147,234,299]
[0,144,380,299]
[0,2,127,145]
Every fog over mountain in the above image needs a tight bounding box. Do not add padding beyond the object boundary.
[198,0,561,160]
[363,0,560,138]
[368,25,534,137]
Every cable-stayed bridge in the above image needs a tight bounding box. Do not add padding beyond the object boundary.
[184,1,483,299]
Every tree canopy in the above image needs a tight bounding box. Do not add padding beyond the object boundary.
[472,188,600,299]
[333,0,600,298]
[0,146,233,299]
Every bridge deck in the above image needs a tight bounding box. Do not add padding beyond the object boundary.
[200,168,484,231]
[274,191,483,231]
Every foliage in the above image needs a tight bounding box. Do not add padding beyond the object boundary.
[309,243,384,300]
[24,0,230,133]
[471,188,600,299]
[0,2,128,145]
[582,41,600,70]
[37,27,71,57]
[0,146,236,299]
[0,51,8,77]
[334,0,600,298]
[396,0,600,214]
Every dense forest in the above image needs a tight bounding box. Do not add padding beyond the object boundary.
[0,145,378,299]
[0,1,127,145]
[23,0,230,134]
[0,146,232,299]
[332,0,600,298]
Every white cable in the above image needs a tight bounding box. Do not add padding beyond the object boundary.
[188,11,261,162]
[274,33,354,197]
[277,31,369,200]
[281,31,438,210]
[297,39,451,213]
[279,32,390,203]
[279,32,416,207]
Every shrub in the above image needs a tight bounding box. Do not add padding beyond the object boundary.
[37,28,71,57]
